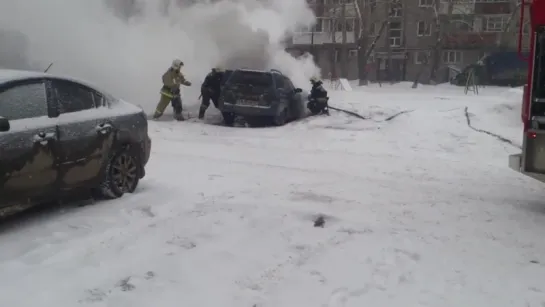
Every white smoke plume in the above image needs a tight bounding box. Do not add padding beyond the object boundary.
[0,0,320,112]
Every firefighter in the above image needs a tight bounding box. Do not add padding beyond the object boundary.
[198,67,224,119]
[307,76,329,115]
[153,59,192,121]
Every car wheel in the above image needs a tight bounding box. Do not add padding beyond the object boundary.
[96,146,140,199]
[222,112,235,126]
[307,101,321,115]
[272,108,287,126]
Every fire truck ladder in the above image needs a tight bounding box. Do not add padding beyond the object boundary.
[532,28,545,103]
[528,28,545,128]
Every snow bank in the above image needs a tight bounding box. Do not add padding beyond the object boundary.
[0,0,320,113]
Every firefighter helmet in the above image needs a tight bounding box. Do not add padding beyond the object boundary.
[171,59,183,70]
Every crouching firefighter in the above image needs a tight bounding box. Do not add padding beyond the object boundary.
[153,59,192,121]
[199,67,224,119]
[307,77,329,115]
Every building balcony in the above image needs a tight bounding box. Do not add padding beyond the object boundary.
[289,31,356,45]
[308,2,357,18]
[438,1,475,15]
[442,32,498,49]
[474,2,512,14]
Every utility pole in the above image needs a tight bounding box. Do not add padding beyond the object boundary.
[341,0,347,78]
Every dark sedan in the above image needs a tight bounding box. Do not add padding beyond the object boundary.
[0,69,151,215]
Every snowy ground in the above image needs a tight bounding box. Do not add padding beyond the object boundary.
[1,83,545,307]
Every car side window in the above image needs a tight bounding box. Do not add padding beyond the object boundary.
[92,91,105,107]
[0,81,48,120]
[273,73,284,89]
[283,77,294,91]
[52,80,96,114]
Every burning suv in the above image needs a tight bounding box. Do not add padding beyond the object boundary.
[218,69,307,126]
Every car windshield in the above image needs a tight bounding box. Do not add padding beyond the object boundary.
[227,71,272,87]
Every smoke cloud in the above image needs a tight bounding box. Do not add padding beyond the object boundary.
[0,0,319,112]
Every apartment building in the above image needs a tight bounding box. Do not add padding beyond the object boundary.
[285,0,360,80]
[286,0,528,83]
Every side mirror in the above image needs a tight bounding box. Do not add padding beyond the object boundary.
[294,88,302,93]
[0,117,9,132]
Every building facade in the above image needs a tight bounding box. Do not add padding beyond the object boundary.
[286,0,530,84]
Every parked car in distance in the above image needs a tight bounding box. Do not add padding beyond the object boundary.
[451,51,529,87]
[218,68,307,126]
[0,69,151,215]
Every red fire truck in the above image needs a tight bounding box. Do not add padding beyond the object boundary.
[509,0,545,181]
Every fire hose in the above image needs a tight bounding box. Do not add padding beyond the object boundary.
[327,105,369,120]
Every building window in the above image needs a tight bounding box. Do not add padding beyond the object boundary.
[484,15,509,32]
[369,0,377,11]
[414,51,430,64]
[417,21,431,36]
[349,49,358,58]
[346,18,355,31]
[389,22,402,47]
[335,17,355,32]
[450,17,475,32]
[419,0,434,6]
[442,50,461,64]
[312,17,331,32]
[389,1,402,17]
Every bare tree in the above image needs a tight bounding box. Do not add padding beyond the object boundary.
[418,0,481,83]
[328,3,339,81]
[340,1,348,78]
[426,0,449,84]
[353,0,391,85]
[323,0,355,81]
[497,0,524,49]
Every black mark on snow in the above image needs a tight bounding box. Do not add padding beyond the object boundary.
[464,107,521,149]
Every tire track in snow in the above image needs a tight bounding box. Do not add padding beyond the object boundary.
[328,106,414,122]
[463,106,521,149]
[244,230,361,305]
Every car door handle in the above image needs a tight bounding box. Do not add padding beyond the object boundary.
[33,132,56,145]
[96,123,112,134]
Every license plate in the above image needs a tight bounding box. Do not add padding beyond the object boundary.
[239,99,259,105]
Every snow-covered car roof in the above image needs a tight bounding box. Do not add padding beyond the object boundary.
[0,69,115,99]
[0,69,49,84]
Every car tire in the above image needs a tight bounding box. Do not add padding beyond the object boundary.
[307,101,321,115]
[272,108,287,126]
[95,145,140,199]
[222,112,235,127]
